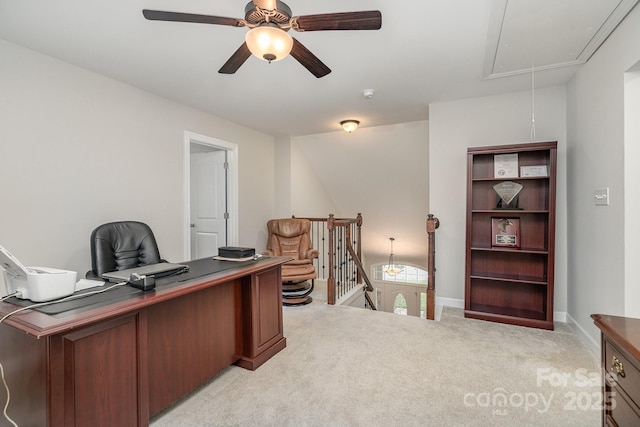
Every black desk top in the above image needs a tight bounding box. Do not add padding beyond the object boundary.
[0,255,290,339]
[6,257,259,317]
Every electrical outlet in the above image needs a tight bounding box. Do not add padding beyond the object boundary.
[594,188,610,206]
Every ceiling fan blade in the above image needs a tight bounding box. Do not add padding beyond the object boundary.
[142,9,243,27]
[294,11,382,32]
[290,38,331,78]
[218,43,252,74]
[253,0,277,10]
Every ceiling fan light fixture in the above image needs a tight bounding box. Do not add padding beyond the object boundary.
[340,119,360,133]
[245,24,293,63]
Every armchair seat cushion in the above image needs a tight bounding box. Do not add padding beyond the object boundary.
[282,263,316,282]
[283,258,313,266]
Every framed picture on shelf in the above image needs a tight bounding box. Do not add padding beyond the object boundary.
[520,165,548,177]
[494,153,518,178]
[491,217,520,248]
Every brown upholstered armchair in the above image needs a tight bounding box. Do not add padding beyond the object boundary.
[264,218,318,306]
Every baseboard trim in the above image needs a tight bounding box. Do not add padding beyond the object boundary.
[566,312,600,356]
[554,310,567,323]
[336,283,364,306]
[436,297,464,309]
[436,298,573,325]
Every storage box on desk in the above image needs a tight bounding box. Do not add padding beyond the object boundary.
[217,246,255,258]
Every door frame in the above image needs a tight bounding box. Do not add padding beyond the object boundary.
[183,131,239,260]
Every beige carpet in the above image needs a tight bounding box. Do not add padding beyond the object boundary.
[150,291,600,426]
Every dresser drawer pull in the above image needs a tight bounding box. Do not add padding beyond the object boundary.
[612,355,625,377]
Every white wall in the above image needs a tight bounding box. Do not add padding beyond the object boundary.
[273,136,293,218]
[566,4,640,342]
[271,136,337,220]
[294,121,430,268]
[290,139,338,218]
[429,86,568,315]
[0,39,275,292]
[625,64,640,318]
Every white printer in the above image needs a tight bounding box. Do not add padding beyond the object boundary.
[1,245,76,302]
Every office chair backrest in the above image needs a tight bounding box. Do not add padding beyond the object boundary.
[266,218,313,261]
[89,221,162,277]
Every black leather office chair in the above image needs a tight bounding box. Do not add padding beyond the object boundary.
[86,221,164,279]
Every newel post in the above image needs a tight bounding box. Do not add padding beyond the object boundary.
[327,214,336,305]
[426,214,440,321]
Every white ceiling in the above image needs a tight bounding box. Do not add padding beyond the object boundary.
[0,0,637,137]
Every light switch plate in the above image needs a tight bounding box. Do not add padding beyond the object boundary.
[594,188,610,206]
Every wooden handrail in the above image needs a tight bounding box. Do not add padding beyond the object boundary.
[344,223,376,310]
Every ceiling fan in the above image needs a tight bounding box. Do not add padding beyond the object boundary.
[142,0,382,78]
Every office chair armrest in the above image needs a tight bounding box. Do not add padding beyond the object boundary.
[306,249,319,260]
[263,250,275,256]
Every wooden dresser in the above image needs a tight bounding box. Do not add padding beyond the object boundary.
[592,314,640,426]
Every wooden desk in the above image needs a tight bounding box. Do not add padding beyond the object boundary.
[592,314,640,426]
[0,257,288,427]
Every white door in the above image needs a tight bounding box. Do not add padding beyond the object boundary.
[383,283,419,317]
[190,150,227,259]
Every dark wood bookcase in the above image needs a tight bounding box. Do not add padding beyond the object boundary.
[464,141,557,330]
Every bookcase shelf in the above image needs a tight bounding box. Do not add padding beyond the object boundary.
[464,141,557,330]
[469,273,548,286]
[472,176,550,182]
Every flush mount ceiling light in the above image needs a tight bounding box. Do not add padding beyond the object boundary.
[245,23,293,63]
[340,120,360,133]
[384,237,403,277]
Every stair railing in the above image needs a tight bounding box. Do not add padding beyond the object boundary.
[294,213,438,316]
[329,214,376,309]
[295,213,374,308]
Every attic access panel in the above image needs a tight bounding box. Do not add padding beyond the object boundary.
[483,0,639,78]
